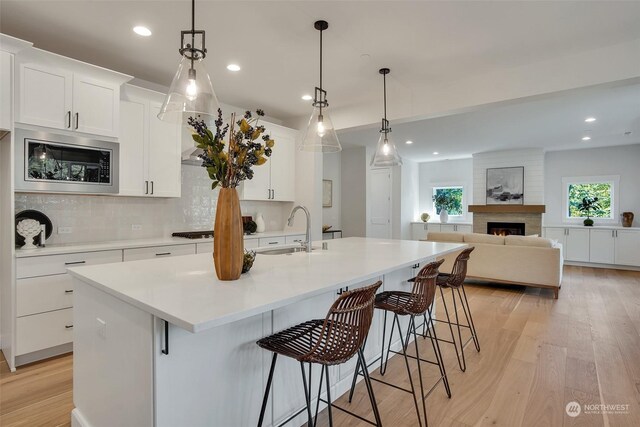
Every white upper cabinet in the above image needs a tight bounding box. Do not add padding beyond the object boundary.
[119,85,181,198]
[72,75,119,137]
[1,51,14,131]
[240,123,296,202]
[15,50,131,138]
[18,63,72,130]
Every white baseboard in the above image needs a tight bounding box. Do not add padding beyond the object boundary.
[564,261,640,271]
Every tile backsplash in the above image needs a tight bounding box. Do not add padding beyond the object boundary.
[15,165,293,245]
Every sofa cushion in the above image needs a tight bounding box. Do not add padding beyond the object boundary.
[426,232,464,242]
[463,233,505,245]
[505,235,553,248]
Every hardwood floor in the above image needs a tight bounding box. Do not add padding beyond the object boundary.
[1,266,639,426]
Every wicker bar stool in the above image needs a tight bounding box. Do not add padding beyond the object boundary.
[423,247,480,372]
[256,281,383,427]
[348,259,451,427]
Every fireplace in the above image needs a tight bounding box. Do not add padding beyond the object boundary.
[487,222,525,236]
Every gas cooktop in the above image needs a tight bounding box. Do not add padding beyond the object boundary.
[172,230,214,239]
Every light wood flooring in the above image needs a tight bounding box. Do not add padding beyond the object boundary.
[1,266,639,426]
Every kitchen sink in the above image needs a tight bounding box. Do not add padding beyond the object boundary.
[257,246,315,255]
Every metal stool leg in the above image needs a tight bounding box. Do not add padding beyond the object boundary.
[451,287,467,372]
[358,348,383,426]
[395,314,423,427]
[258,353,278,427]
[439,285,465,372]
[459,285,481,352]
[380,310,396,375]
[300,362,313,426]
[410,316,428,427]
[313,365,325,427]
[425,306,451,398]
[324,365,333,427]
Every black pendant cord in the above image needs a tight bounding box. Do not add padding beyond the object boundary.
[319,26,323,116]
[383,71,387,125]
[190,0,195,71]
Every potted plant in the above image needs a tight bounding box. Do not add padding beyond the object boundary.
[190,109,274,280]
[433,193,454,224]
[577,196,600,226]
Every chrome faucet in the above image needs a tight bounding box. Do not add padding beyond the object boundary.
[287,205,312,252]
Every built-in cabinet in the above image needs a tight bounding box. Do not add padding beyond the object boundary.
[119,85,181,197]
[17,62,121,138]
[544,226,640,267]
[239,124,296,202]
[411,222,472,240]
[0,51,12,131]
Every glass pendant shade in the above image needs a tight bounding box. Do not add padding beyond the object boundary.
[157,55,219,125]
[370,131,402,167]
[300,106,341,152]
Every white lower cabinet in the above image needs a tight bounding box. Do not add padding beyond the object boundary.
[411,223,472,240]
[16,308,74,355]
[259,236,286,247]
[17,274,74,317]
[123,244,196,262]
[285,234,306,245]
[545,226,640,267]
[244,238,259,250]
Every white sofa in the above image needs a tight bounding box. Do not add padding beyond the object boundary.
[425,232,563,298]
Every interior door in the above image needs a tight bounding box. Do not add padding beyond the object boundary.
[73,75,119,137]
[118,100,146,196]
[147,102,181,197]
[369,168,391,239]
[19,63,72,130]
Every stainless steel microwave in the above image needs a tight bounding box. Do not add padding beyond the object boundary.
[15,128,119,194]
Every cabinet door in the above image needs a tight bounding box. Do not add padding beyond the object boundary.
[269,128,296,201]
[118,100,146,196]
[1,51,12,131]
[615,230,640,267]
[589,229,615,264]
[440,224,456,233]
[411,223,428,240]
[19,63,72,130]
[240,162,271,201]
[544,228,566,259]
[565,228,590,262]
[73,75,119,137]
[147,102,181,197]
[457,225,473,234]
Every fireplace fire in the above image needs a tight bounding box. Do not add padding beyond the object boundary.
[487,222,525,236]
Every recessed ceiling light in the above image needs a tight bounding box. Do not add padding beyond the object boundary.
[433,151,439,155]
[405,140,413,144]
[585,117,596,123]
[301,94,313,101]
[226,64,241,72]
[582,136,591,141]
[133,26,152,37]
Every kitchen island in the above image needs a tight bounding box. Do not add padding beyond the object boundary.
[68,237,466,427]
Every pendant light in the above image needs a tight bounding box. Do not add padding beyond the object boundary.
[158,0,219,125]
[370,68,402,167]
[300,20,341,152]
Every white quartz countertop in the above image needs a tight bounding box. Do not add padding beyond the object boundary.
[14,230,305,258]
[68,237,466,333]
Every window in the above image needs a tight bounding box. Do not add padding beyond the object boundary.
[562,176,619,223]
[433,186,464,216]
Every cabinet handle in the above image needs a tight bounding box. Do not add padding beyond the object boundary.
[145,180,149,194]
[155,252,172,256]
[74,112,79,130]
[161,320,169,355]
[64,261,86,265]
[151,181,154,195]
[268,242,278,245]
[66,111,71,128]
[424,224,427,230]
[64,289,74,294]
[272,189,275,199]
[612,230,615,238]
[65,325,74,329]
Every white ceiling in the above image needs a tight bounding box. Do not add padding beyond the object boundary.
[2,0,640,127]
[338,81,640,162]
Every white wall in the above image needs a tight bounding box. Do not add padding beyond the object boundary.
[322,152,341,229]
[544,144,640,226]
[399,160,420,239]
[15,165,292,245]
[473,149,544,205]
[418,158,473,222]
[340,147,367,237]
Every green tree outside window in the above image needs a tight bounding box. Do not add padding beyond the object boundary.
[433,187,463,215]
[568,183,612,218]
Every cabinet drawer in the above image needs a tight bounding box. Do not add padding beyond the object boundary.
[16,250,123,279]
[196,242,214,254]
[16,308,74,355]
[259,236,286,247]
[285,235,306,245]
[244,238,259,250]
[17,275,74,317]
[123,244,195,262]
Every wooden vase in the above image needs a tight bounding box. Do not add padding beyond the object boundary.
[214,187,244,281]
